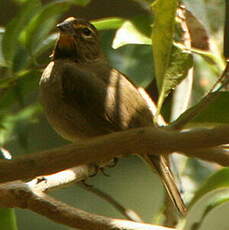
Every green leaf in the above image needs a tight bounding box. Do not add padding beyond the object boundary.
[184,188,229,230]
[0,209,17,230]
[22,0,90,56]
[156,44,193,117]
[12,44,30,72]
[191,92,229,125]
[0,70,40,109]
[110,45,154,87]
[32,33,58,59]
[112,20,151,49]
[92,17,124,30]
[190,168,229,206]
[191,48,224,74]
[111,15,152,49]
[0,104,42,146]
[21,1,68,55]
[0,69,38,89]
[180,92,229,127]
[2,0,41,66]
[14,104,43,149]
[151,0,178,90]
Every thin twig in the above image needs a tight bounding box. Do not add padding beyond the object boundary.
[80,183,143,223]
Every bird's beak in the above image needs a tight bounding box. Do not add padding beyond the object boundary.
[56,21,72,33]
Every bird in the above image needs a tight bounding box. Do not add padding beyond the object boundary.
[39,17,187,216]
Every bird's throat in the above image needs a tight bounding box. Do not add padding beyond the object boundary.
[52,33,79,60]
[52,33,104,63]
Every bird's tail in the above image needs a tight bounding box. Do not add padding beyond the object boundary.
[141,154,187,216]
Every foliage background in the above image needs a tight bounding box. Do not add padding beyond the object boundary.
[0,0,228,229]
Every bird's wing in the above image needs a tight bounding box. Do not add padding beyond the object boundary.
[60,62,122,134]
[61,62,153,131]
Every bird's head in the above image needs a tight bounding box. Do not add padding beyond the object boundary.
[52,17,103,63]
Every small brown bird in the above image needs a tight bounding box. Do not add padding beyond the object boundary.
[39,17,186,215]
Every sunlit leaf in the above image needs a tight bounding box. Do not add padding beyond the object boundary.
[184,188,229,230]
[151,0,178,90]
[156,44,193,117]
[2,0,41,66]
[111,16,152,49]
[112,20,151,49]
[92,17,124,30]
[191,48,224,73]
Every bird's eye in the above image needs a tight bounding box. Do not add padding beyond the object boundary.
[82,28,92,36]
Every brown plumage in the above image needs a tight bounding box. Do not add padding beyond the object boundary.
[40,17,187,215]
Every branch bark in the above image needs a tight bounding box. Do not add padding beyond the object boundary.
[27,165,93,192]
[0,181,174,230]
[0,125,229,183]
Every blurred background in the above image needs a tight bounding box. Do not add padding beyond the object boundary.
[0,0,227,229]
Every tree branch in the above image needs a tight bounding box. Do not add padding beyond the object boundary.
[0,125,229,183]
[0,181,174,230]
[27,165,94,192]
